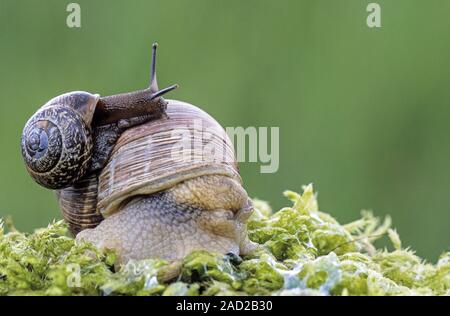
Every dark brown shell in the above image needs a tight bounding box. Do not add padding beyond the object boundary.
[21,92,99,189]
[97,100,240,216]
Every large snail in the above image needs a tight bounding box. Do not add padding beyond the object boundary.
[22,43,256,264]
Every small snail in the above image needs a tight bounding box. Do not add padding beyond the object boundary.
[21,43,177,189]
[23,42,256,264]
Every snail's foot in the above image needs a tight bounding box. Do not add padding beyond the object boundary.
[76,175,255,264]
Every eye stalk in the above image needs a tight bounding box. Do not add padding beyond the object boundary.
[93,42,179,126]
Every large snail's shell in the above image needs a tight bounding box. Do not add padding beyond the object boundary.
[56,173,104,235]
[98,100,240,216]
[21,92,98,189]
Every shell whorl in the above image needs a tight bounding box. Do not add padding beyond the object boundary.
[21,92,98,189]
[56,173,104,235]
[97,100,241,216]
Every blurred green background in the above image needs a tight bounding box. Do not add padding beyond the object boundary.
[0,0,449,261]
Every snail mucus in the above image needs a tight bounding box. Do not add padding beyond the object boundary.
[21,43,256,264]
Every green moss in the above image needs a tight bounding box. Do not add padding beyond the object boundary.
[0,184,448,296]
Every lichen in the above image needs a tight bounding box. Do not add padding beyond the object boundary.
[0,184,448,296]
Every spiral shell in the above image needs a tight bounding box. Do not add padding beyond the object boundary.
[56,173,104,235]
[21,92,98,189]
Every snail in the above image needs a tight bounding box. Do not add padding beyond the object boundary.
[21,43,177,189]
[22,43,256,265]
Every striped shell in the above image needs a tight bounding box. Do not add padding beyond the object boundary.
[21,92,99,189]
[56,173,104,235]
[97,100,240,216]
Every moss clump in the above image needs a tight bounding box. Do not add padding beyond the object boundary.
[1,184,448,296]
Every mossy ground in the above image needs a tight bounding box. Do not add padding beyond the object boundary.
[0,185,448,296]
